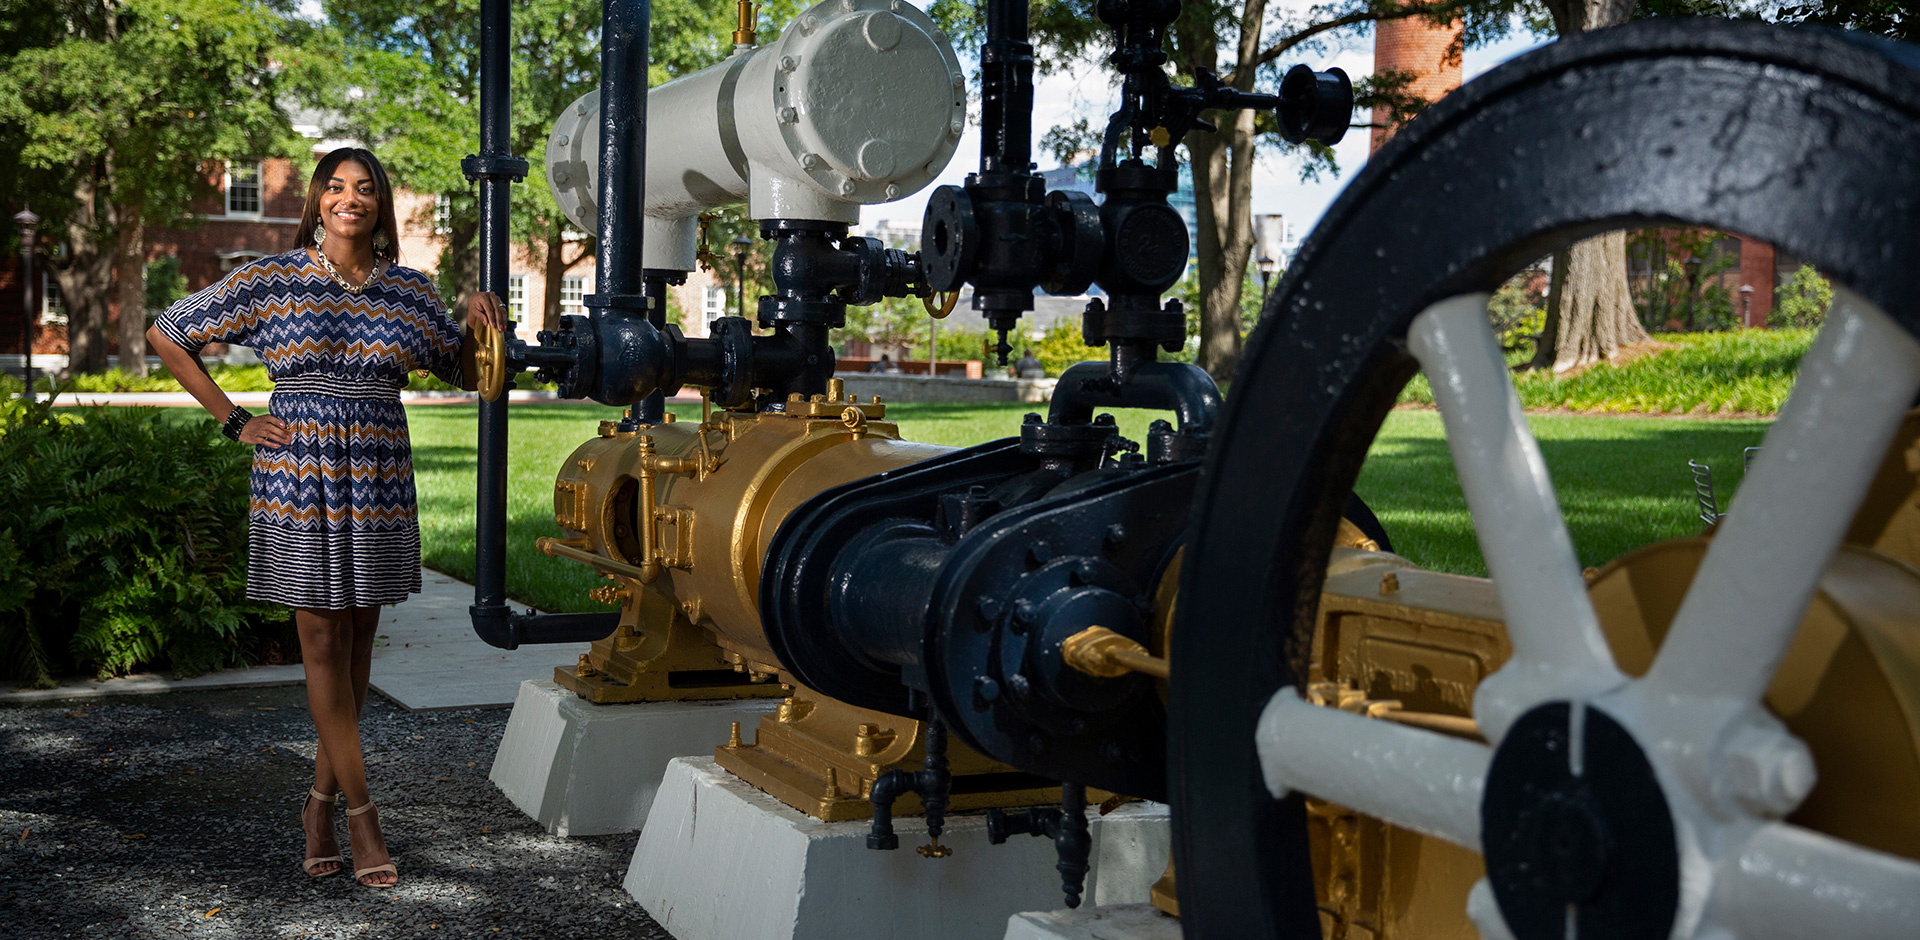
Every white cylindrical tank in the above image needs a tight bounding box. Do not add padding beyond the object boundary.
[547,0,966,271]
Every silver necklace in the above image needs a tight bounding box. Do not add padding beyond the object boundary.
[315,248,380,294]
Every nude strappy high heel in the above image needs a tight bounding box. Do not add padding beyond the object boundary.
[345,801,398,886]
[300,788,342,877]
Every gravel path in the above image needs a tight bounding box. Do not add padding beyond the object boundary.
[0,686,674,939]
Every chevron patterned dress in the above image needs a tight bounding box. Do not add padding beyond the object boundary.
[157,249,464,609]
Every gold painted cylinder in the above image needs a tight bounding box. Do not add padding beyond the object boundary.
[549,403,949,676]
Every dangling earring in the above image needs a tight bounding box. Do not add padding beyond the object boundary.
[373,231,390,252]
[313,223,326,247]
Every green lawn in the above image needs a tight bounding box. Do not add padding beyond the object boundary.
[407,401,1769,612]
[1399,329,1816,415]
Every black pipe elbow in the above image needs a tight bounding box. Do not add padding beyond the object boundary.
[470,603,518,650]
[468,605,620,651]
[1047,360,1221,434]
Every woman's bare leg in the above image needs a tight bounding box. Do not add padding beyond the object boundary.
[299,606,394,885]
[311,607,379,795]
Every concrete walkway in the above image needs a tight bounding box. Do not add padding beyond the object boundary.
[2,568,590,711]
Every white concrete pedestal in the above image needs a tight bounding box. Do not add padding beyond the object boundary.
[627,757,1171,940]
[1004,904,1182,940]
[489,679,780,837]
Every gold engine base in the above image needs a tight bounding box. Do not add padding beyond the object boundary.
[552,585,786,704]
[714,682,1077,822]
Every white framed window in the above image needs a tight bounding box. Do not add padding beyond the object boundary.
[41,272,66,325]
[506,275,526,318]
[217,249,270,272]
[703,285,727,318]
[225,161,262,216]
[561,277,584,317]
[433,193,452,235]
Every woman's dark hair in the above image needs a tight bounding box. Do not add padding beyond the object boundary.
[294,147,401,264]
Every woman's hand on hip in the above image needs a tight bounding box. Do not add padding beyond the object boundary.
[465,291,507,331]
[241,414,293,449]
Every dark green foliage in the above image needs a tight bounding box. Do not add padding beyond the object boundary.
[0,396,288,686]
[145,254,187,313]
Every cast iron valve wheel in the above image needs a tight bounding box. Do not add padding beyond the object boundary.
[1172,19,1920,940]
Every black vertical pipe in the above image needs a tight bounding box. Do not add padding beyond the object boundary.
[979,0,1033,178]
[466,0,621,650]
[583,0,673,407]
[596,0,647,296]
[471,0,514,627]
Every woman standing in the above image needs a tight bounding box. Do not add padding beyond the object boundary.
[147,147,506,887]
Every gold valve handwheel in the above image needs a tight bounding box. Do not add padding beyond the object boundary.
[468,317,507,402]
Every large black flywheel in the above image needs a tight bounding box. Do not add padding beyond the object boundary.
[1172,19,1920,940]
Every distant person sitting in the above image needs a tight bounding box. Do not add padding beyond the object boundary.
[869,354,892,373]
[1014,350,1045,378]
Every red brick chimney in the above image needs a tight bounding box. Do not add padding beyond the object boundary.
[1371,10,1465,153]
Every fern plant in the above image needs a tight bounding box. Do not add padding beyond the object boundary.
[0,394,288,686]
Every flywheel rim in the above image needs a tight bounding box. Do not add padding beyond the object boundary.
[1172,18,1920,940]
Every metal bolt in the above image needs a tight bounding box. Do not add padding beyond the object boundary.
[1103,742,1125,763]
[1028,541,1054,566]
[885,184,899,199]
[1094,414,1116,426]
[1024,412,1043,424]
[1380,572,1400,595]
[974,677,1000,703]
[975,595,1002,623]
[1103,523,1127,551]
[1721,727,1817,816]
[949,119,964,137]
[800,153,819,169]
[839,179,857,196]
[780,55,798,72]
[1026,732,1047,754]
[1011,599,1038,629]
[779,106,797,123]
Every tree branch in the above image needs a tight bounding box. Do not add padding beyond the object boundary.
[1229,0,1478,83]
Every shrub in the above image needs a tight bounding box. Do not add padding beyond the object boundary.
[1770,265,1832,329]
[0,394,289,686]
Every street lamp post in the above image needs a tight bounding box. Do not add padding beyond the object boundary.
[13,209,38,398]
[1256,253,1277,308]
[730,235,753,320]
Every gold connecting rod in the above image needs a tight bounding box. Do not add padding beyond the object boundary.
[536,537,648,580]
[1061,626,1170,680]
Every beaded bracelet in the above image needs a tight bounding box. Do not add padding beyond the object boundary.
[222,405,254,442]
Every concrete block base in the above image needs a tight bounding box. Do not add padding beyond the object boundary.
[627,757,1172,940]
[1004,904,1182,940]
[489,679,780,837]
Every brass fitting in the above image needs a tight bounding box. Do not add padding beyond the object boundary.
[1061,626,1170,680]
[731,0,760,46]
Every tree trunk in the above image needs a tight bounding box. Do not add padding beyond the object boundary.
[115,208,147,377]
[59,170,113,376]
[1530,0,1642,372]
[1184,0,1265,382]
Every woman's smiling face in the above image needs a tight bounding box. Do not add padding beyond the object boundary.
[319,160,380,245]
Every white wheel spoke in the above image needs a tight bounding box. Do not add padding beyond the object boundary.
[1407,295,1624,698]
[1256,688,1487,850]
[1708,822,1920,939]
[1646,287,1920,701]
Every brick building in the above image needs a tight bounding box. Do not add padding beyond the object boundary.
[1370,10,1464,153]
[1,136,724,371]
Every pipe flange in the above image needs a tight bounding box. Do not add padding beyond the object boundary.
[709,316,756,409]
